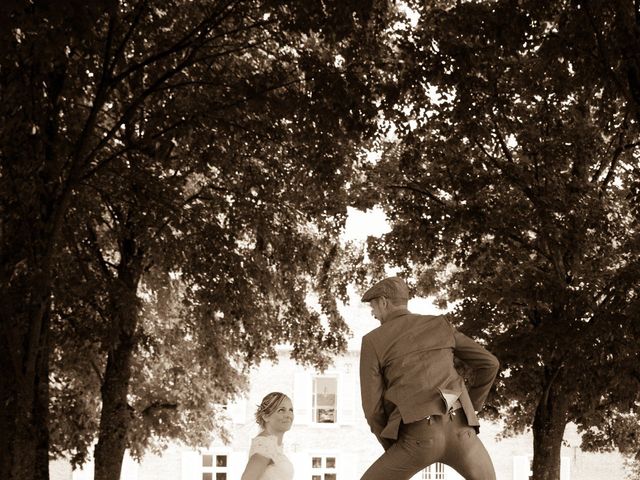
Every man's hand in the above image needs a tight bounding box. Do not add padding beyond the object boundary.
[379,437,394,451]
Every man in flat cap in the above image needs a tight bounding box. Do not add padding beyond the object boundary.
[359,276,499,480]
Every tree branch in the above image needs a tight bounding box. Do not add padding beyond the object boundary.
[108,0,149,78]
[79,116,191,182]
[140,402,178,418]
[592,110,631,190]
[80,47,202,179]
[86,220,114,280]
[100,8,118,88]
[490,116,516,164]
[581,1,630,105]
[386,183,448,206]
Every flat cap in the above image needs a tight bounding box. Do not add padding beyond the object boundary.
[361,276,410,302]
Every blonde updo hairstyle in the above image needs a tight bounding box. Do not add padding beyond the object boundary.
[255,392,289,429]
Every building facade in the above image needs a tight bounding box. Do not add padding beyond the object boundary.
[55,346,631,480]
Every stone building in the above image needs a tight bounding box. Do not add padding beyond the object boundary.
[54,344,630,480]
[52,299,631,480]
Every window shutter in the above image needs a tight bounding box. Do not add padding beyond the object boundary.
[292,452,311,479]
[181,450,202,480]
[338,453,357,479]
[338,371,356,425]
[560,456,570,480]
[293,371,312,425]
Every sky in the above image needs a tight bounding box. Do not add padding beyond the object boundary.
[338,207,446,347]
[342,206,391,241]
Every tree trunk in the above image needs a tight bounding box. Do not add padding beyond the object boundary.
[1,18,102,477]
[0,218,57,480]
[94,234,143,480]
[0,290,52,480]
[531,372,569,480]
[35,309,51,480]
[0,342,13,479]
[0,352,37,480]
[93,333,137,480]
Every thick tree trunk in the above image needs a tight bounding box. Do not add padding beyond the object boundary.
[94,235,143,480]
[93,333,137,480]
[0,290,52,480]
[35,309,51,480]
[531,372,569,480]
[7,387,37,480]
[0,358,37,480]
[0,343,12,479]
[0,219,56,480]
[1,16,102,477]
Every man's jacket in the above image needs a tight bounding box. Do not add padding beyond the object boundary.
[359,309,500,448]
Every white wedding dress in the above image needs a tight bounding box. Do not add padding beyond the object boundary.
[249,435,294,480]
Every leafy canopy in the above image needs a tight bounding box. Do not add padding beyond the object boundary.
[356,0,640,463]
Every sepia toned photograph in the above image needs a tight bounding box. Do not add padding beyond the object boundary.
[1,1,639,480]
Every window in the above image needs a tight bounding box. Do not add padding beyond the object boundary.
[420,463,446,480]
[294,369,356,426]
[313,377,338,423]
[201,453,228,480]
[311,455,337,480]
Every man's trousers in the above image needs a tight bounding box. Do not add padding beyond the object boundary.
[360,410,496,480]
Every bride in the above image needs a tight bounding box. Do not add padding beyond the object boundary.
[241,392,295,480]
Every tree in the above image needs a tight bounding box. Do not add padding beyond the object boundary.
[356,1,640,479]
[1,2,115,478]
[1,0,395,479]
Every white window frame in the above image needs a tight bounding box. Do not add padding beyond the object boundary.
[310,454,338,480]
[294,365,355,426]
[201,450,230,480]
[312,375,339,426]
[411,463,465,480]
[420,462,446,479]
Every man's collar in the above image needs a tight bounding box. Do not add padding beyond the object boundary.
[383,308,411,323]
